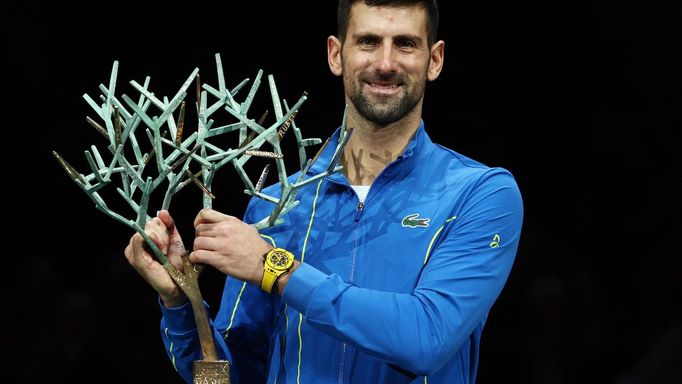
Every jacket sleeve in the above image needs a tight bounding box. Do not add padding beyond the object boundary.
[282,170,523,375]
[159,300,232,383]
[213,277,274,383]
[159,281,273,384]
[159,200,275,383]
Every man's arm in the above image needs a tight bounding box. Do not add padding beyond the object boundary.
[159,301,231,382]
[158,205,274,384]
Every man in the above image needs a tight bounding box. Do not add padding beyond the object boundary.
[125,1,523,383]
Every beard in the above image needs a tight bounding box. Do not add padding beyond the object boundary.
[346,70,426,127]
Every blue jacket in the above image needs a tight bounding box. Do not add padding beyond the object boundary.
[160,121,523,383]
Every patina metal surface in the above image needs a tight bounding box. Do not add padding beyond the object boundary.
[54,53,352,382]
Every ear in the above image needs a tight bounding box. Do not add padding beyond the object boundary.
[327,35,343,77]
[427,40,445,81]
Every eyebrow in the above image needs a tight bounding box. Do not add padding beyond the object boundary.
[352,32,425,45]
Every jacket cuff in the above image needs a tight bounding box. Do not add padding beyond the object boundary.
[158,297,199,333]
[282,263,328,313]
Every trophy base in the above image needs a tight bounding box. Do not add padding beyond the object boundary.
[193,360,231,384]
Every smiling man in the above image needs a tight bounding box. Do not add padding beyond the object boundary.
[125,1,524,383]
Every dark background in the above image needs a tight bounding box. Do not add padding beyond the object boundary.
[7,1,681,383]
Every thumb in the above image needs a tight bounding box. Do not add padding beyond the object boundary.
[157,210,183,244]
[157,210,175,231]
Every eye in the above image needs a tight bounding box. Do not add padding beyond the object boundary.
[396,38,417,49]
[358,37,378,47]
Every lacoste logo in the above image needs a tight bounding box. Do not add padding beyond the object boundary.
[401,213,430,228]
[489,234,501,248]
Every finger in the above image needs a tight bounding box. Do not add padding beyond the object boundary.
[144,218,161,238]
[194,223,216,237]
[194,208,232,227]
[189,249,215,265]
[126,233,156,269]
[146,230,164,250]
[124,239,134,263]
[129,232,147,256]
[157,210,186,254]
[145,218,170,250]
[145,217,163,231]
[193,236,222,252]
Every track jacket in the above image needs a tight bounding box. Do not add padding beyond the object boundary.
[160,121,524,383]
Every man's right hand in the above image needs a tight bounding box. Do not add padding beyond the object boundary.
[124,210,188,307]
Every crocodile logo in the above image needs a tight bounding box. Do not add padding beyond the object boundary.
[401,213,430,228]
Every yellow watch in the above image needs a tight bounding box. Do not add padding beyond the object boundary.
[261,248,294,294]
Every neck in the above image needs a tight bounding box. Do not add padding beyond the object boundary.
[341,106,421,186]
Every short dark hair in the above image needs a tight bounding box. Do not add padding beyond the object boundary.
[337,0,440,47]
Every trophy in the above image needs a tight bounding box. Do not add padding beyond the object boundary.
[52,53,351,383]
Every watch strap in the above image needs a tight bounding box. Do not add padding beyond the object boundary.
[261,266,279,294]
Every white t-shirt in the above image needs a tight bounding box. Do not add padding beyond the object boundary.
[350,185,371,203]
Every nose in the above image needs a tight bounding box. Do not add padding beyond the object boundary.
[374,42,398,74]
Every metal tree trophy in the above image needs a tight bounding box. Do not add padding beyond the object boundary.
[52,53,351,383]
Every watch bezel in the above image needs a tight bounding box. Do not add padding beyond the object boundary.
[265,248,294,272]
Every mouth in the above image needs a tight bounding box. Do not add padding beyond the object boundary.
[364,81,402,96]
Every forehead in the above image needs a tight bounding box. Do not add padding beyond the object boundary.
[347,3,428,38]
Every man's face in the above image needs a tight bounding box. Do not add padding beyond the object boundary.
[339,3,434,126]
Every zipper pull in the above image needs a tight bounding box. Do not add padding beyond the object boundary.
[354,201,365,222]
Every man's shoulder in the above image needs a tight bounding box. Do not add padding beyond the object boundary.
[427,143,519,190]
[430,143,488,169]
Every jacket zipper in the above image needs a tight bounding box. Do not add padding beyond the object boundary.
[287,129,415,382]
[339,194,366,384]
[330,156,402,383]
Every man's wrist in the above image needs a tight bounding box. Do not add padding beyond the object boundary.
[274,260,300,296]
[161,294,188,308]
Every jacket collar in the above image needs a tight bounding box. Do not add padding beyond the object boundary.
[308,120,432,184]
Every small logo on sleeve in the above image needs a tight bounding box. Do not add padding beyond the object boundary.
[489,234,501,248]
[401,213,431,228]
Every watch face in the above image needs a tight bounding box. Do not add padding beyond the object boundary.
[268,249,292,270]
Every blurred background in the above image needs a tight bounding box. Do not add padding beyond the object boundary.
[6,1,681,383]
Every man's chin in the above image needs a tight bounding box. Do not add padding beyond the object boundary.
[363,111,402,127]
